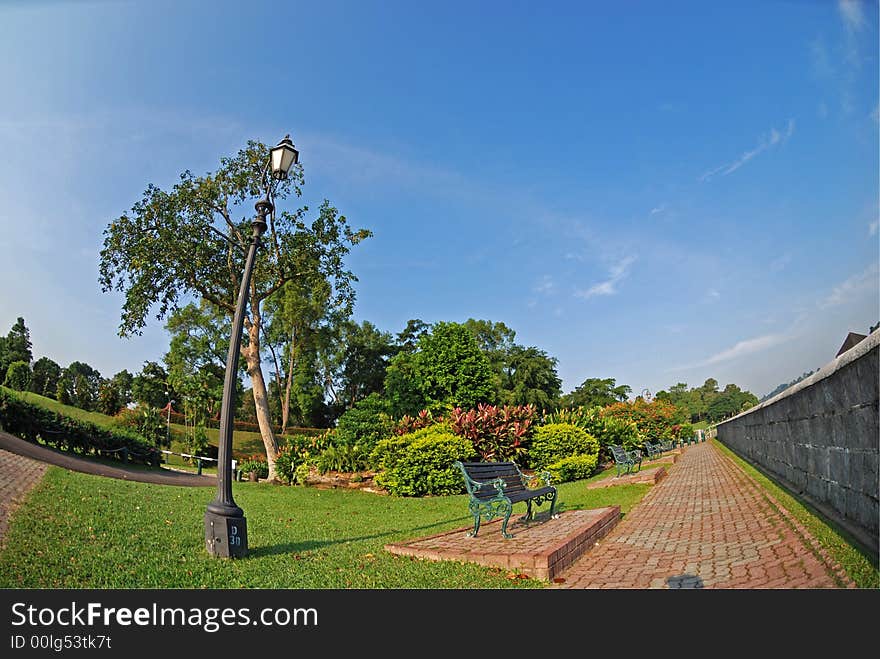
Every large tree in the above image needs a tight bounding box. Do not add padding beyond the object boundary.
[0,317,32,376]
[385,321,495,416]
[561,377,631,409]
[99,139,369,480]
[31,356,62,399]
[501,345,562,410]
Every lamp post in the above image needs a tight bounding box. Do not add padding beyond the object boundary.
[204,135,299,558]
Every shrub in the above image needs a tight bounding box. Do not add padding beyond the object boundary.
[529,423,599,471]
[238,456,269,479]
[274,434,320,484]
[333,393,393,452]
[447,403,536,461]
[293,462,311,486]
[545,406,642,460]
[316,444,369,474]
[114,406,168,448]
[673,422,695,444]
[546,453,599,482]
[372,426,476,496]
[4,361,32,392]
[184,424,210,461]
[601,399,686,446]
[391,409,437,435]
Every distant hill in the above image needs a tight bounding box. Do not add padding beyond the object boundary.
[760,370,816,402]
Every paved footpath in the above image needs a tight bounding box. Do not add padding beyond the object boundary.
[0,449,47,547]
[557,442,855,588]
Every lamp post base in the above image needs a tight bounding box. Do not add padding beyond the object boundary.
[205,511,248,558]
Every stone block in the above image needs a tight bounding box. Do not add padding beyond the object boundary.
[846,489,879,536]
[827,447,850,485]
[852,451,879,496]
[805,474,828,502]
[853,348,879,405]
[845,406,879,450]
[828,483,847,518]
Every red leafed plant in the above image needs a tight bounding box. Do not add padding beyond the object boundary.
[447,403,536,461]
[392,409,436,435]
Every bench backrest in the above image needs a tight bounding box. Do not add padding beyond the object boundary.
[456,461,527,500]
[610,445,631,462]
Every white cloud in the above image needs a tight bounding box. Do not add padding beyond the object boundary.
[818,262,880,309]
[650,203,667,216]
[770,253,793,272]
[700,119,795,182]
[671,333,789,371]
[705,288,721,302]
[839,0,867,32]
[575,255,637,299]
[870,220,879,236]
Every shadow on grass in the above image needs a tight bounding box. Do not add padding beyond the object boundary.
[249,516,467,557]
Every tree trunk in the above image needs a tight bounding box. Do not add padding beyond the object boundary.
[244,316,280,482]
[281,327,295,434]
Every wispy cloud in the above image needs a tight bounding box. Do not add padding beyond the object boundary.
[575,255,637,299]
[650,203,667,216]
[704,288,721,302]
[670,333,789,371]
[699,119,795,182]
[869,219,879,236]
[818,262,880,309]
[533,275,556,295]
[839,0,867,33]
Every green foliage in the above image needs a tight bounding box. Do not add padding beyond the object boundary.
[4,361,31,391]
[31,357,61,399]
[0,317,32,377]
[185,424,210,459]
[601,399,686,446]
[560,377,631,409]
[384,322,495,417]
[0,387,159,465]
[529,423,599,472]
[238,456,269,479]
[500,345,562,409]
[132,361,172,410]
[447,403,536,461]
[372,427,476,496]
[293,462,311,486]
[333,393,392,452]
[97,381,123,416]
[274,434,323,484]
[546,453,599,483]
[114,405,168,448]
[316,444,369,474]
[544,406,644,460]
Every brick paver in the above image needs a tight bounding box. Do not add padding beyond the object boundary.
[0,448,47,548]
[556,442,854,588]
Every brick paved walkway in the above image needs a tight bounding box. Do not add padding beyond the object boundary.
[0,449,47,548]
[556,442,854,588]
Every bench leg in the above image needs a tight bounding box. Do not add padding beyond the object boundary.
[500,502,514,539]
[467,512,482,538]
[549,490,558,519]
[522,498,533,522]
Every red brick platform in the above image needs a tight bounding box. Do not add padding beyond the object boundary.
[586,466,667,489]
[385,506,620,580]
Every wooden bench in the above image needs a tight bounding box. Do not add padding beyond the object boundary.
[454,461,558,539]
[610,445,642,477]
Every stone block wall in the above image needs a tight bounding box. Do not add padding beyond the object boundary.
[716,330,879,555]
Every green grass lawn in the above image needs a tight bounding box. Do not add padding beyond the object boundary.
[713,440,879,589]
[0,467,649,589]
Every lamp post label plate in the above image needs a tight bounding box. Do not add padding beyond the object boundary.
[204,514,248,558]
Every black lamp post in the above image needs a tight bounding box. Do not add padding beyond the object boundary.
[204,135,299,558]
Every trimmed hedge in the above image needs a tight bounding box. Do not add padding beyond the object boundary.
[0,387,160,466]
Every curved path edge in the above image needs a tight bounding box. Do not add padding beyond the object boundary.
[0,431,215,487]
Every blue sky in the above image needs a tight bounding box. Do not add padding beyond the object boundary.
[0,0,877,399]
